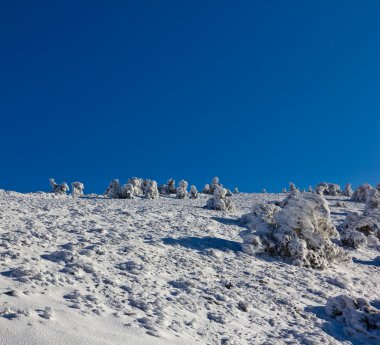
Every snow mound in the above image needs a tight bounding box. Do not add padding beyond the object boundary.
[325,295,380,341]
[240,193,350,268]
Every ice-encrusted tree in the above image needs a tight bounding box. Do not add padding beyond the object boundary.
[343,183,353,197]
[206,185,236,213]
[315,182,342,196]
[189,185,198,199]
[289,182,299,193]
[202,184,211,194]
[351,183,372,203]
[127,177,143,196]
[120,183,134,199]
[71,182,84,197]
[233,187,239,194]
[308,185,313,193]
[262,188,267,193]
[104,179,121,198]
[166,178,177,194]
[143,179,159,199]
[49,178,69,195]
[176,180,188,199]
[240,193,349,269]
[210,176,222,194]
[158,184,168,195]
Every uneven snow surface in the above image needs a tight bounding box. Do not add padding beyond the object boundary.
[0,190,379,345]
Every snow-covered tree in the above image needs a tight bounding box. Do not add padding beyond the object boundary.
[71,182,84,197]
[343,183,353,197]
[206,185,236,213]
[308,185,313,193]
[143,179,159,199]
[233,187,239,194]
[282,188,287,193]
[240,193,349,269]
[158,184,168,195]
[127,177,144,196]
[202,184,211,194]
[166,178,177,194]
[289,182,299,193]
[104,179,121,198]
[262,188,267,193]
[226,188,233,197]
[315,182,342,196]
[120,183,134,199]
[351,183,372,203]
[210,176,222,194]
[49,178,69,195]
[176,180,188,199]
[189,185,198,199]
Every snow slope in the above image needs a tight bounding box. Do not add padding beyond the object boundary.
[0,190,379,344]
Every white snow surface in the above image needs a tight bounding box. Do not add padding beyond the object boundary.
[0,190,379,345]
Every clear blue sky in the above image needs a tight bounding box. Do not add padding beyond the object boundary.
[1,1,379,193]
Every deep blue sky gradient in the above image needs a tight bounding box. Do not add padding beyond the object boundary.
[1,1,379,193]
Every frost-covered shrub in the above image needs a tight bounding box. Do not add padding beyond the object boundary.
[282,188,287,193]
[226,188,233,197]
[158,184,168,195]
[365,188,380,212]
[233,187,239,194]
[104,179,121,198]
[202,184,211,194]
[289,182,299,193]
[240,193,349,269]
[166,178,177,194]
[343,183,353,197]
[189,185,198,199]
[176,180,188,199]
[49,178,69,195]
[206,186,236,213]
[127,177,143,196]
[325,295,380,341]
[71,182,84,197]
[315,182,341,196]
[143,179,159,199]
[351,183,373,203]
[209,176,222,194]
[120,183,134,199]
[262,188,267,193]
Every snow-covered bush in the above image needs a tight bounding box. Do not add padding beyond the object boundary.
[49,178,69,195]
[71,182,84,197]
[351,183,372,203]
[325,295,380,341]
[176,180,188,199]
[143,179,159,199]
[262,188,267,193]
[104,179,121,198]
[206,186,236,213]
[158,184,168,195]
[289,182,299,193]
[233,187,239,194]
[226,188,233,197]
[365,188,380,212]
[343,183,353,197]
[210,176,222,194]
[240,193,349,269]
[315,182,341,196]
[120,183,134,199]
[189,185,198,199]
[128,177,143,196]
[282,188,287,193]
[166,178,177,194]
[202,184,211,194]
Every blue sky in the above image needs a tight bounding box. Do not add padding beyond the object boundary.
[1,1,379,193]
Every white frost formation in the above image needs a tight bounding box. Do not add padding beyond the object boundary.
[71,182,84,197]
[240,193,349,269]
[120,183,135,199]
[189,185,198,199]
[127,177,144,196]
[104,179,121,198]
[143,179,159,199]
[176,180,188,199]
[49,178,69,195]
[206,186,236,213]
[339,189,380,248]
[325,295,380,341]
[351,183,372,203]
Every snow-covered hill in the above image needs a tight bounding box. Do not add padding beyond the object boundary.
[0,190,379,344]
